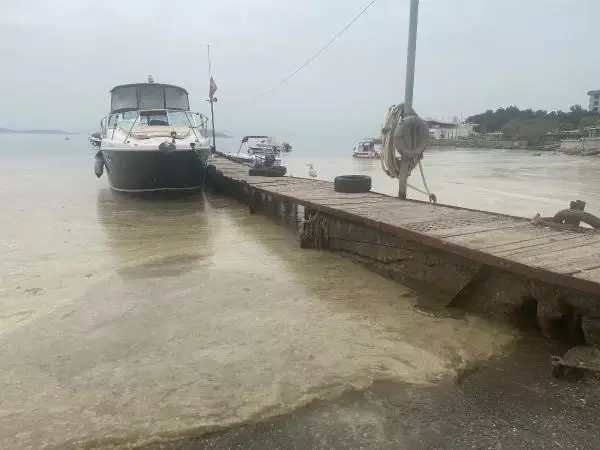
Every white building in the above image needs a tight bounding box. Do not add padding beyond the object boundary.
[588,90,600,113]
[425,119,476,140]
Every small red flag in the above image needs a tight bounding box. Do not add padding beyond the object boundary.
[209,77,217,100]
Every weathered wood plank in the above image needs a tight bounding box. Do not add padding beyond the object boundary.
[494,234,600,258]
[426,221,526,238]
[319,198,404,207]
[271,191,382,203]
[509,242,600,273]
[333,201,424,214]
[573,266,600,281]
[446,226,574,252]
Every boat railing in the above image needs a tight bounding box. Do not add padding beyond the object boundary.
[100,109,209,142]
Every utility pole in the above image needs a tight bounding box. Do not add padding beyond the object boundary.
[398,0,420,199]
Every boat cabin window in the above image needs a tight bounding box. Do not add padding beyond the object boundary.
[165,87,189,110]
[138,85,165,110]
[111,87,138,112]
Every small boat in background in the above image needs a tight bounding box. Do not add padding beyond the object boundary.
[352,138,381,159]
[89,132,102,147]
[227,135,282,168]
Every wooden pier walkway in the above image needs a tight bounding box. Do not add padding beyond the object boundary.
[208,156,600,297]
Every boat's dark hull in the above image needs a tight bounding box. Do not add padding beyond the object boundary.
[101,149,205,192]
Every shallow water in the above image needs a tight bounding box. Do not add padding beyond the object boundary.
[2,134,599,448]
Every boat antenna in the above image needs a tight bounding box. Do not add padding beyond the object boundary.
[207,44,217,153]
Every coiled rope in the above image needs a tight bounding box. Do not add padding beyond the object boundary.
[381,103,437,203]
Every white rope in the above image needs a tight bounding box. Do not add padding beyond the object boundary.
[380,104,437,202]
[380,104,404,178]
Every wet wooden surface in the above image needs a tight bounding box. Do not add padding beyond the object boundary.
[209,156,600,295]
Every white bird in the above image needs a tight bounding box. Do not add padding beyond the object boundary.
[307,163,317,180]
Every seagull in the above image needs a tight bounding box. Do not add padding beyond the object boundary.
[307,163,317,180]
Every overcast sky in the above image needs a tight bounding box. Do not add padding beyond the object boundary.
[0,0,598,138]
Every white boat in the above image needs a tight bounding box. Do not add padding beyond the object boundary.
[352,138,381,159]
[227,135,282,168]
[95,76,212,192]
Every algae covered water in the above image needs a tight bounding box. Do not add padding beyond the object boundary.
[3,134,600,448]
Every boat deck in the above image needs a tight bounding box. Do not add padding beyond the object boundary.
[209,156,600,296]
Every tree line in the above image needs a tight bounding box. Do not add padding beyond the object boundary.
[465,105,600,144]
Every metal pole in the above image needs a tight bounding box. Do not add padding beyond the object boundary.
[207,44,212,78]
[210,100,217,153]
[398,0,420,199]
[207,44,217,153]
[404,0,419,115]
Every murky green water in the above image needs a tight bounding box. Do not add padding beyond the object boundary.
[6,134,598,448]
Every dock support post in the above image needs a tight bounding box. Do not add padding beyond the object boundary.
[283,200,292,224]
[398,161,410,200]
[249,188,258,214]
[300,208,313,248]
[446,264,492,308]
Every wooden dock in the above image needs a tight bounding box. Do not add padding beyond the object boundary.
[206,155,600,345]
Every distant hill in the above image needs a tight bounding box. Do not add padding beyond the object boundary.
[0,127,73,135]
[213,131,232,138]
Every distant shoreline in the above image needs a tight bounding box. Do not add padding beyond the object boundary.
[0,128,74,135]
[0,128,234,138]
[428,138,558,151]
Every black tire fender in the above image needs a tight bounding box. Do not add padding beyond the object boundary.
[94,151,104,178]
[249,166,287,177]
[333,175,372,193]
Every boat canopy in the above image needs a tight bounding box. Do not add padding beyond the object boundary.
[110,83,190,114]
[241,135,270,143]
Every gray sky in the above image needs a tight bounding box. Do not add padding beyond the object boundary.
[0,0,598,138]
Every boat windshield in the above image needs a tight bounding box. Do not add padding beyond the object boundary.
[116,110,204,129]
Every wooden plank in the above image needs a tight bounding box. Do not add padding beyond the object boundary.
[493,234,600,258]
[356,210,515,235]
[268,191,382,203]
[426,221,526,238]
[266,185,343,195]
[445,226,575,252]
[248,179,317,187]
[333,200,426,214]
[318,198,406,208]
[573,266,600,282]
[507,242,600,273]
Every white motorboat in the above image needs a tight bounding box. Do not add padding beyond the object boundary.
[227,135,282,168]
[94,76,212,192]
[352,138,381,159]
